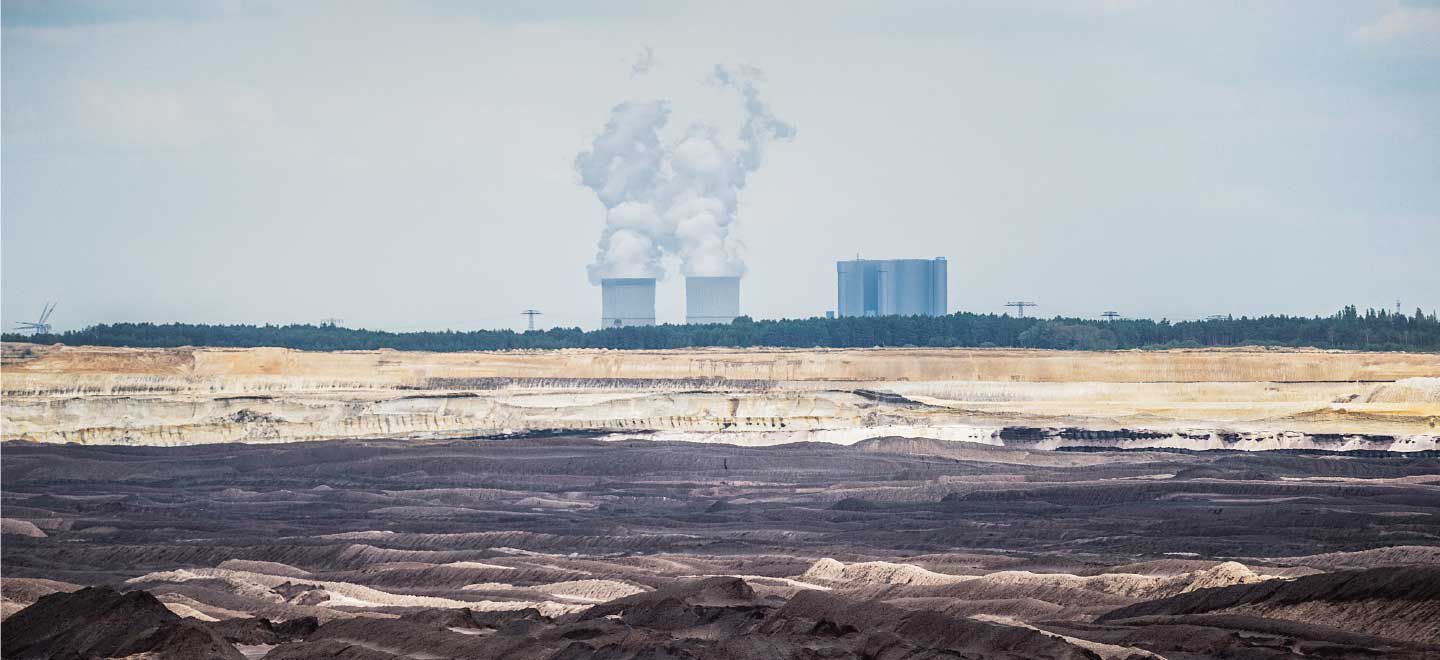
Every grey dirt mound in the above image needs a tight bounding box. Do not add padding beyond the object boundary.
[260,577,1099,659]
[207,615,319,645]
[1,586,243,660]
[1098,565,1440,643]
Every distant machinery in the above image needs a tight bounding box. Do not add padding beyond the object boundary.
[836,257,946,318]
[1005,301,1037,317]
[685,276,740,325]
[521,309,543,331]
[600,278,656,328]
[14,302,57,335]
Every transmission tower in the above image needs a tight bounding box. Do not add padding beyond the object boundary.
[521,309,543,331]
[1101,311,1121,321]
[1005,301,1037,317]
[320,317,343,327]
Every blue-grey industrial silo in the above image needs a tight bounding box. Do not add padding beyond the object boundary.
[836,259,874,317]
[600,277,657,328]
[836,257,946,317]
[685,276,741,324]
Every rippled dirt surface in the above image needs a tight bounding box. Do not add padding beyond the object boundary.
[4,435,1439,658]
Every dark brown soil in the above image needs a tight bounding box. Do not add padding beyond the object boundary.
[3,436,1438,658]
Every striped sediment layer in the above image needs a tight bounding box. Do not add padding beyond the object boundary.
[2,343,1436,448]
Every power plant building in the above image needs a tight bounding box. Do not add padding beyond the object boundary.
[685,276,741,325]
[600,277,656,328]
[836,257,947,317]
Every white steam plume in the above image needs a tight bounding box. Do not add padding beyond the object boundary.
[576,101,672,282]
[630,46,656,78]
[576,62,794,284]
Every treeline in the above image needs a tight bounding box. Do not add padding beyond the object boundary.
[4,306,1438,352]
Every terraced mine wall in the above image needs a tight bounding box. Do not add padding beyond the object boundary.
[7,343,1439,383]
[3,343,1437,448]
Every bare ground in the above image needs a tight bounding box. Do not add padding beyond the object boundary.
[3,435,1439,658]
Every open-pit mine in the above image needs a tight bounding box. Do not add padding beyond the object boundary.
[3,343,1438,450]
[3,342,1439,658]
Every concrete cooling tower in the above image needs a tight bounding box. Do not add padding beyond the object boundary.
[601,278,657,328]
[686,276,741,324]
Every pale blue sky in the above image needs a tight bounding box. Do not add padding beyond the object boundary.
[4,1,1438,332]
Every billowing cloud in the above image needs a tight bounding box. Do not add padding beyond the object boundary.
[576,64,794,283]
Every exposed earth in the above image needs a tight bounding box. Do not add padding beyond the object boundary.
[3,343,1439,657]
[4,436,1440,658]
[3,343,1438,449]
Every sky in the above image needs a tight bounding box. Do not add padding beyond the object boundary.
[3,0,1438,333]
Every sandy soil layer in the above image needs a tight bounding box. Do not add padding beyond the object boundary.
[3,343,1437,448]
[7,343,1440,381]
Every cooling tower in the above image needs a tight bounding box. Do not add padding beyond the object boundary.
[686,276,741,324]
[600,278,657,328]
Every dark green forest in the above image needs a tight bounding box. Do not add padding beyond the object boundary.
[5,306,1438,352]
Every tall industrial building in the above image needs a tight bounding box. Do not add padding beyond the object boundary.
[685,276,741,324]
[600,277,656,328]
[836,257,947,317]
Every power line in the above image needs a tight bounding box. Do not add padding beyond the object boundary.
[521,309,543,332]
[1005,301,1037,317]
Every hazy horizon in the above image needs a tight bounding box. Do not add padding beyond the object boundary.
[4,1,1438,333]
